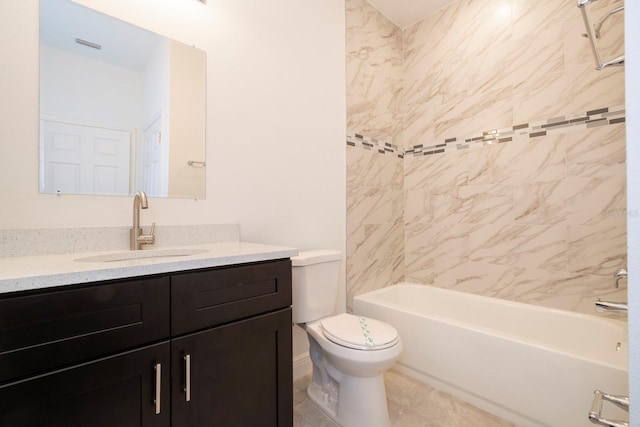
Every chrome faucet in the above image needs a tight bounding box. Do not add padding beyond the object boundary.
[130,190,156,250]
[595,299,627,313]
[594,268,628,313]
[614,268,627,288]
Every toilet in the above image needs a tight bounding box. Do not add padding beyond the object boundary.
[292,250,402,427]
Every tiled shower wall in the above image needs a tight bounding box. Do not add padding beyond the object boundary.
[346,0,627,314]
[346,0,405,309]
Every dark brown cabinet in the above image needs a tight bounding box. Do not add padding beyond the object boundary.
[171,309,292,426]
[0,259,293,427]
[171,259,292,335]
[0,276,170,384]
[0,342,171,427]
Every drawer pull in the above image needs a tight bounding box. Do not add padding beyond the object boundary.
[184,354,191,402]
[154,363,161,415]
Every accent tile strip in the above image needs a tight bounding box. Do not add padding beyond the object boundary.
[587,107,609,115]
[347,105,625,158]
[346,132,404,158]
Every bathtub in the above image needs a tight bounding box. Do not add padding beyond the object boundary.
[353,283,628,427]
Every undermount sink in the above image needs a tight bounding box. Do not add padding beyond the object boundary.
[74,248,209,263]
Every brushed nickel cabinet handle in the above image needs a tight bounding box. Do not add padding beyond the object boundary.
[154,363,162,415]
[184,354,191,402]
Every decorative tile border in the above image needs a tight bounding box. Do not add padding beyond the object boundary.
[346,132,404,158]
[347,105,626,158]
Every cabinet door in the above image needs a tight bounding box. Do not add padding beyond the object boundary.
[0,342,170,427]
[171,309,293,427]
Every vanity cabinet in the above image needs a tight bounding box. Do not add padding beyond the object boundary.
[0,276,171,426]
[170,259,293,427]
[171,309,292,426]
[0,259,293,427]
[0,342,171,427]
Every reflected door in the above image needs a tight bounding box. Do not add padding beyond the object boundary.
[41,120,131,195]
[142,115,168,197]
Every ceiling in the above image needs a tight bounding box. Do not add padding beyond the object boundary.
[40,0,163,71]
[366,0,455,29]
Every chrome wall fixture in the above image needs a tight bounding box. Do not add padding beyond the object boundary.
[588,390,629,427]
[594,267,628,313]
[74,37,101,50]
[578,0,625,70]
[187,160,206,167]
[589,268,629,426]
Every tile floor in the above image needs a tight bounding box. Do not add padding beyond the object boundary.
[293,369,515,427]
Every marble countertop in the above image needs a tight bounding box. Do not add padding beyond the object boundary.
[0,241,298,294]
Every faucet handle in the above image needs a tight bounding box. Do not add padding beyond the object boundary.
[137,223,156,247]
[145,222,156,245]
[614,268,627,288]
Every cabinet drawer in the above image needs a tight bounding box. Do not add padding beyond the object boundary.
[0,277,170,383]
[171,259,292,335]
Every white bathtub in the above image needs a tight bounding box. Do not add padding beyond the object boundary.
[353,283,628,427]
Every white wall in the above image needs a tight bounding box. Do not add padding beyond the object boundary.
[626,0,639,423]
[0,0,346,364]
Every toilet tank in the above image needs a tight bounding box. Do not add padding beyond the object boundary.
[291,250,342,324]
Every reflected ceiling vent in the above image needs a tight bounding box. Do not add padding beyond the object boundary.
[75,38,102,50]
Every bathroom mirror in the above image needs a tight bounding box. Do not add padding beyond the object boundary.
[39,0,206,198]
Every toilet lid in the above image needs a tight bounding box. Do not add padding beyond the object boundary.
[320,313,399,351]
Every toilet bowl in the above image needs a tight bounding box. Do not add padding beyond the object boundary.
[304,314,402,427]
[292,250,402,427]
[307,313,401,376]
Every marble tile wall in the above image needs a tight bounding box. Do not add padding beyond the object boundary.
[346,0,404,310]
[346,0,403,146]
[405,122,627,315]
[403,0,625,145]
[346,144,404,310]
[402,0,626,316]
[346,0,627,315]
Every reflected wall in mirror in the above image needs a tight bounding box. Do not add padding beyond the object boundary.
[39,0,206,198]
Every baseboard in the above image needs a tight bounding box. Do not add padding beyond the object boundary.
[293,353,312,380]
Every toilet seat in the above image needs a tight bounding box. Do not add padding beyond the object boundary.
[320,313,399,351]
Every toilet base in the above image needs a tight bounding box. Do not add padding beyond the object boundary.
[307,373,391,427]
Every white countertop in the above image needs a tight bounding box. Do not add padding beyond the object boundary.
[0,241,298,294]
